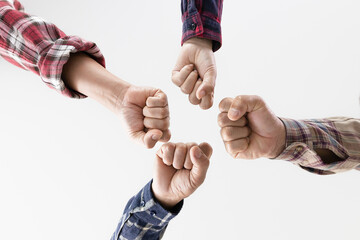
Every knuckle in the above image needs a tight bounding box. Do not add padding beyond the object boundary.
[164,117,170,128]
[164,143,174,153]
[253,95,263,102]
[177,143,187,151]
[186,142,197,149]
[159,107,169,118]
[158,98,167,106]
[221,127,233,141]
[173,162,182,170]
[189,95,200,105]
[225,143,237,157]
[171,75,180,85]
[217,113,227,127]
[180,85,191,94]
[206,84,214,93]
[219,97,233,110]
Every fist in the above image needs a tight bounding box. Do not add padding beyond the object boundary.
[218,95,286,159]
[119,86,171,149]
[172,38,216,110]
[152,142,213,209]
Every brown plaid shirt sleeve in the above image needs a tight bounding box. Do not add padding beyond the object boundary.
[275,117,360,175]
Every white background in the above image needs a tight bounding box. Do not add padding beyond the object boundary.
[0,0,360,239]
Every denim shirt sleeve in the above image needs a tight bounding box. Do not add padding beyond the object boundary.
[111,180,183,240]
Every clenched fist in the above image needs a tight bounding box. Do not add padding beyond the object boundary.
[218,95,286,159]
[172,38,217,110]
[118,86,171,149]
[152,142,212,209]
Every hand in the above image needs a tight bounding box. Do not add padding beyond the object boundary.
[117,85,171,149]
[172,38,216,110]
[152,142,212,209]
[62,53,170,149]
[218,95,286,159]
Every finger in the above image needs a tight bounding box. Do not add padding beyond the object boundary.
[143,106,169,119]
[146,90,168,107]
[144,117,170,131]
[171,64,194,87]
[159,129,171,142]
[217,113,247,128]
[199,92,213,110]
[224,138,250,159]
[173,143,187,169]
[198,142,213,159]
[220,126,251,142]
[180,70,198,94]
[196,70,216,100]
[218,97,234,113]
[188,79,202,105]
[143,129,163,149]
[189,144,211,186]
[161,142,176,166]
[228,95,264,121]
[184,142,197,169]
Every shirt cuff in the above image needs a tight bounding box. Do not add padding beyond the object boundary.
[182,12,222,52]
[132,180,183,226]
[38,36,105,99]
[274,118,349,175]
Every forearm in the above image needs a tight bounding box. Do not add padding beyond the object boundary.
[62,52,130,113]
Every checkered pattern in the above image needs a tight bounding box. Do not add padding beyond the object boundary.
[111,181,183,240]
[181,0,223,52]
[0,0,105,98]
[276,117,360,175]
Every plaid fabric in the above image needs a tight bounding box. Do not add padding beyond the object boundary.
[181,0,223,52]
[111,180,183,240]
[0,0,105,98]
[276,117,360,175]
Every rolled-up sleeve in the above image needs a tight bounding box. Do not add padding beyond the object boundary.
[0,0,105,98]
[275,117,360,175]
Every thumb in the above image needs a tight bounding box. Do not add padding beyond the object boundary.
[189,143,212,186]
[142,129,163,149]
[228,95,265,121]
[196,70,216,100]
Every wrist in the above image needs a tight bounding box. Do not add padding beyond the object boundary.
[184,37,212,50]
[151,184,181,210]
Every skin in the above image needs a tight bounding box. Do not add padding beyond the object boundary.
[218,95,344,163]
[218,95,286,159]
[152,142,213,209]
[172,38,217,110]
[62,52,170,148]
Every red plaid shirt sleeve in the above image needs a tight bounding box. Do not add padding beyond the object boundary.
[275,117,360,175]
[0,0,105,98]
[181,0,223,52]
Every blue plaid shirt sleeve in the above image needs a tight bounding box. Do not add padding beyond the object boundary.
[181,0,223,52]
[111,180,183,240]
